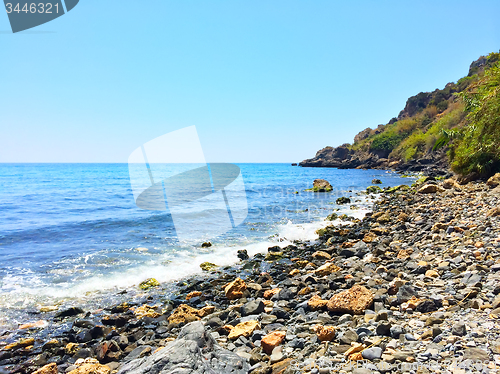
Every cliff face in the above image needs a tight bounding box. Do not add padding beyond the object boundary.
[300,52,500,177]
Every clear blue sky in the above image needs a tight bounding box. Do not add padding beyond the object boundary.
[1,0,499,163]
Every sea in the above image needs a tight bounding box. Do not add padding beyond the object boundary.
[0,163,415,332]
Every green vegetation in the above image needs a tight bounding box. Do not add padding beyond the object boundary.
[451,58,500,175]
[347,51,500,177]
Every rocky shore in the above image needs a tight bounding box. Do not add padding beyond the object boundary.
[3,175,500,374]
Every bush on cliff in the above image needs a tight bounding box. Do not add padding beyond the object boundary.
[451,60,500,176]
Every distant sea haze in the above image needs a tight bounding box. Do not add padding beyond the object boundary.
[0,163,415,328]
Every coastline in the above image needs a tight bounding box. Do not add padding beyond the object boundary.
[3,175,500,373]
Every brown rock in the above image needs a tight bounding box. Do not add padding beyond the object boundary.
[376,213,391,223]
[314,262,341,277]
[19,320,48,330]
[312,325,336,341]
[4,337,35,350]
[487,207,500,217]
[398,212,409,222]
[297,287,311,296]
[33,363,58,374]
[487,173,500,188]
[228,320,260,340]
[261,331,286,354]
[198,305,216,318]
[289,269,300,276]
[167,304,200,325]
[312,251,331,260]
[418,184,438,194]
[134,304,161,319]
[442,178,461,190]
[327,285,373,315]
[67,363,110,374]
[264,288,281,299]
[224,278,247,300]
[397,249,413,259]
[363,232,377,243]
[425,270,439,278]
[307,295,328,311]
[186,291,202,300]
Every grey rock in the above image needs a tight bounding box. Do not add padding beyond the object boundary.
[451,322,467,336]
[117,321,250,374]
[339,329,358,344]
[361,347,383,360]
[241,300,265,317]
[463,348,489,362]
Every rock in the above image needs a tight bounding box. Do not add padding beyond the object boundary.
[19,320,48,330]
[339,329,358,345]
[306,295,327,311]
[425,270,439,278]
[186,291,202,300]
[336,197,351,204]
[139,278,160,290]
[265,252,283,261]
[487,207,500,217]
[198,306,216,318]
[327,285,374,315]
[451,322,467,336]
[224,278,247,300]
[314,262,341,277]
[4,337,35,350]
[361,347,382,361]
[201,242,212,248]
[366,186,382,194]
[117,321,250,374]
[241,300,264,316]
[200,262,218,271]
[261,331,286,354]
[312,325,336,342]
[312,251,331,260]
[33,363,58,374]
[263,288,281,299]
[55,307,85,318]
[442,178,461,190]
[167,304,200,326]
[463,348,489,362]
[418,184,438,194]
[134,304,161,319]
[487,173,500,188]
[228,321,260,340]
[372,179,382,184]
[237,250,249,261]
[68,363,111,374]
[306,179,332,192]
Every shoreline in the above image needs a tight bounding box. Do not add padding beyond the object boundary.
[4,175,500,373]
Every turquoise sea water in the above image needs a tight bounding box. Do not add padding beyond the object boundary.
[0,163,415,327]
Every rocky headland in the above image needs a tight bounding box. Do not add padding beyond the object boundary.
[3,174,500,373]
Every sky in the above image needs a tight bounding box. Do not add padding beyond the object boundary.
[1,0,499,163]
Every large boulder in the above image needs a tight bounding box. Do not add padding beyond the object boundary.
[117,321,250,374]
[487,173,500,188]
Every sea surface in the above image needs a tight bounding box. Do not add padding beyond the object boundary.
[0,163,415,330]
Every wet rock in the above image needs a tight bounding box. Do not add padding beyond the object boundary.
[237,250,249,261]
[306,179,332,192]
[117,321,250,374]
[4,337,35,350]
[327,285,373,314]
[55,307,85,318]
[314,262,341,277]
[139,278,160,290]
[201,242,212,248]
[336,197,351,204]
[199,262,218,271]
[372,179,382,184]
